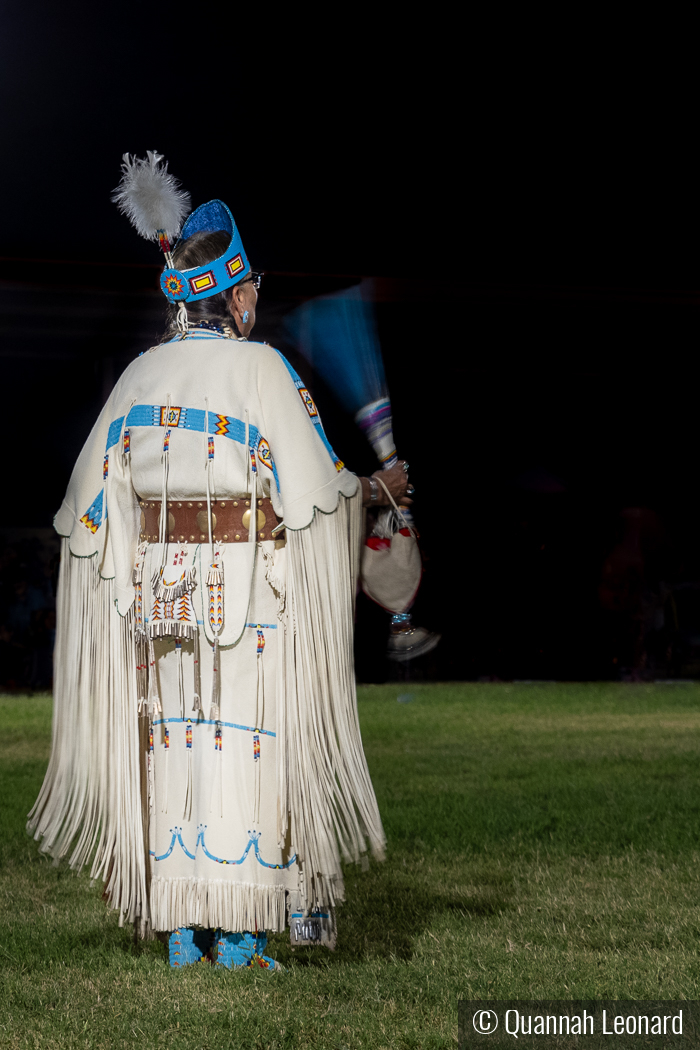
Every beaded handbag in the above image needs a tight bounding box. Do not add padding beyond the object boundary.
[360,477,422,614]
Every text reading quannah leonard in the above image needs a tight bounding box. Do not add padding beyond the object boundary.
[500,1009,684,1038]
[459,1002,693,1043]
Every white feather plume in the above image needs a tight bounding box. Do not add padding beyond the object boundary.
[111,151,191,243]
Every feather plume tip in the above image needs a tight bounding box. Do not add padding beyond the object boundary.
[111,151,191,243]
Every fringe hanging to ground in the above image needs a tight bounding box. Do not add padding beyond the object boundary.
[27,541,148,929]
[149,877,287,933]
[279,489,385,912]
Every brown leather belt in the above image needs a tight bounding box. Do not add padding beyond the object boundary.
[139,497,284,544]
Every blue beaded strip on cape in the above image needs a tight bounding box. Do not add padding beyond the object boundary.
[272,349,344,472]
[104,404,282,494]
[79,348,345,534]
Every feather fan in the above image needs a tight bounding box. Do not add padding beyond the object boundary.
[111,151,191,243]
[284,285,399,469]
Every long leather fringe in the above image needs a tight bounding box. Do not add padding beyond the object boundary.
[27,541,148,929]
[279,489,386,912]
[150,877,287,933]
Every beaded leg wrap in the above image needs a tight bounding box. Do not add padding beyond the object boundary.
[168,927,215,967]
[214,931,278,970]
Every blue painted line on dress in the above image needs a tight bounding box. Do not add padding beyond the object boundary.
[246,623,277,629]
[152,717,275,737]
[152,834,175,861]
[177,828,197,860]
[153,825,296,868]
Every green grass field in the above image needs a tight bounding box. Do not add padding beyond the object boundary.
[1,683,700,1049]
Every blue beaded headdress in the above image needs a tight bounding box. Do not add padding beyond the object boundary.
[160,200,251,303]
[112,152,250,305]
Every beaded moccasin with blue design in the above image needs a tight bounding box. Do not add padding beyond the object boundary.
[215,931,279,970]
[168,928,215,967]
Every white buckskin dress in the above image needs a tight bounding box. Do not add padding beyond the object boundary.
[29,329,385,935]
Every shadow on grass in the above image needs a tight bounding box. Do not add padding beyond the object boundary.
[269,855,515,967]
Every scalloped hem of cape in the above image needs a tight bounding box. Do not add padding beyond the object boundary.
[54,473,360,551]
[53,475,361,614]
[281,471,360,530]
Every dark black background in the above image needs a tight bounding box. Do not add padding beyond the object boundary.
[2,9,699,683]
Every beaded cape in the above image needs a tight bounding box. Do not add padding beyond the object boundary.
[28,333,384,932]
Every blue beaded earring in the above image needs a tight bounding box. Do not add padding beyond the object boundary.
[242,310,249,324]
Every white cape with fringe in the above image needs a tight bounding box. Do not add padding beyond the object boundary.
[28,335,385,930]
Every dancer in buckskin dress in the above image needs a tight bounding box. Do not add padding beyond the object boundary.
[28,153,409,968]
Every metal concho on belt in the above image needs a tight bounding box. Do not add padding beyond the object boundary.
[139,497,282,543]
